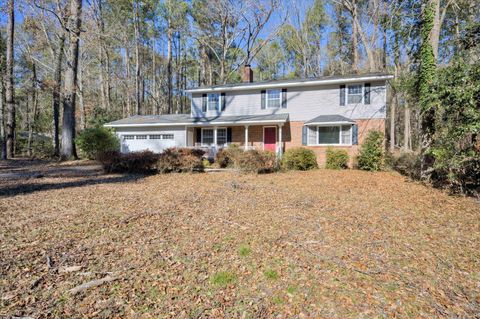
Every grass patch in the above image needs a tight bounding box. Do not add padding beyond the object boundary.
[211,271,237,287]
[238,245,252,257]
[264,269,279,280]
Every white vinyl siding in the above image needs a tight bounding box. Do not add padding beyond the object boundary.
[191,82,386,121]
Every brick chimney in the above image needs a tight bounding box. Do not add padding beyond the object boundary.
[241,64,253,83]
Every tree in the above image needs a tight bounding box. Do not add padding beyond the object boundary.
[418,0,437,180]
[5,0,15,158]
[60,0,83,160]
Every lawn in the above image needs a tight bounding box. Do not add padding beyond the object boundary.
[1,165,479,318]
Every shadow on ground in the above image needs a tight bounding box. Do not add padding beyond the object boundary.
[0,174,144,198]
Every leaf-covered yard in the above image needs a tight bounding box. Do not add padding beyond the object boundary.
[1,164,479,318]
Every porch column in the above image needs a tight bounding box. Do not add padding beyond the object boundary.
[213,126,218,148]
[278,124,283,156]
[184,126,188,147]
[244,125,249,151]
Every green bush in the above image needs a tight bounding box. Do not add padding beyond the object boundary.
[156,148,205,173]
[98,151,159,173]
[235,149,277,173]
[281,147,318,171]
[357,131,385,171]
[325,148,349,169]
[76,126,119,160]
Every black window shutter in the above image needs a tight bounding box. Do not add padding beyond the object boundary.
[340,85,346,106]
[364,83,371,104]
[196,128,202,144]
[227,127,232,143]
[202,94,207,112]
[281,88,287,108]
[221,92,226,111]
[302,126,308,145]
[352,124,358,145]
[261,90,266,109]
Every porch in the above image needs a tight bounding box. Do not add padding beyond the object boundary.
[185,124,285,158]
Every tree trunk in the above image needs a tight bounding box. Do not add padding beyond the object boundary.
[350,3,359,73]
[389,91,396,152]
[124,38,132,117]
[429,0,441,61]
[52,34,65,157]
[404,99,411,151]
[78,58,85,130]
[167,27,173,114]
[27,61,38,157]
[134,1,141,115]
[5,0,15,159]
[0,79,6,160]
[61,0,82,160]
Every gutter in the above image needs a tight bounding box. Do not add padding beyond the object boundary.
[104,119,288,128]
[186,75,394,94]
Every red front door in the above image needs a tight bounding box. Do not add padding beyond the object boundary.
[264,127,276,152]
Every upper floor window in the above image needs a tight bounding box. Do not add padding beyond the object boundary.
[208,93,220,111]
[347,85,363,104]
[266,89,281,108]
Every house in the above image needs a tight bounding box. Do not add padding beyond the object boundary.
[105,67,393,165]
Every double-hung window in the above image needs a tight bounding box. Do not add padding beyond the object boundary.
[208,93,220,111]
[316,125,352,145]
[347,84,363,104]
[201,128,227,146]
[266,89,281,108]
[216,128,227,146]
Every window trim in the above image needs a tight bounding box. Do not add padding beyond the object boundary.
[207,93,220,111]
[347,83,363,105]
[266,89,281,109]
[312,124,352,146]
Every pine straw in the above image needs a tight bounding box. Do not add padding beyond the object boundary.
[1,169,479,318]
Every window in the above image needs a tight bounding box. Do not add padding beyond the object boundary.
[123,135,134,140]
[317,125,352,145]
[208,93,220,111]
[318,126,340,144]
[202,128,214,145]
[162,134,174,140]
[136,135,147,140]
[347,84,363,104]
[266,89,281,108]
[217,128,227,146]
[149,134,162,139]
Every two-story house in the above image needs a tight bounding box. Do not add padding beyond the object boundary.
[105,67,392,165]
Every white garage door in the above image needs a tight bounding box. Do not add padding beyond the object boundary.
[121,134,176,153]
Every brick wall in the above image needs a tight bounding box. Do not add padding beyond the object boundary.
[192,118,385,167]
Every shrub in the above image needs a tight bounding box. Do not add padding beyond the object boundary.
[357,131,385,171]
[98,151,159,173]
[281,147,318,171]
[215,144,243,168]
[235,149,277,173]
[157,148,205,173]
[76,126,119,160]
[325,148,349,169]
[390,151,421,179]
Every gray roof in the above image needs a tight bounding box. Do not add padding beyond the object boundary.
[187,72,393,93]
[105,113,289,127]
[305,114,355,124]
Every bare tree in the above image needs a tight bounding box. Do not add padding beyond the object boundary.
[61,0,83,160]
[5,0,15,158]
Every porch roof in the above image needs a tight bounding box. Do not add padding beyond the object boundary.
[304,114,355,126]
[104,113,289,128]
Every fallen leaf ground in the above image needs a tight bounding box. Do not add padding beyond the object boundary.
[1,163,479,318]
